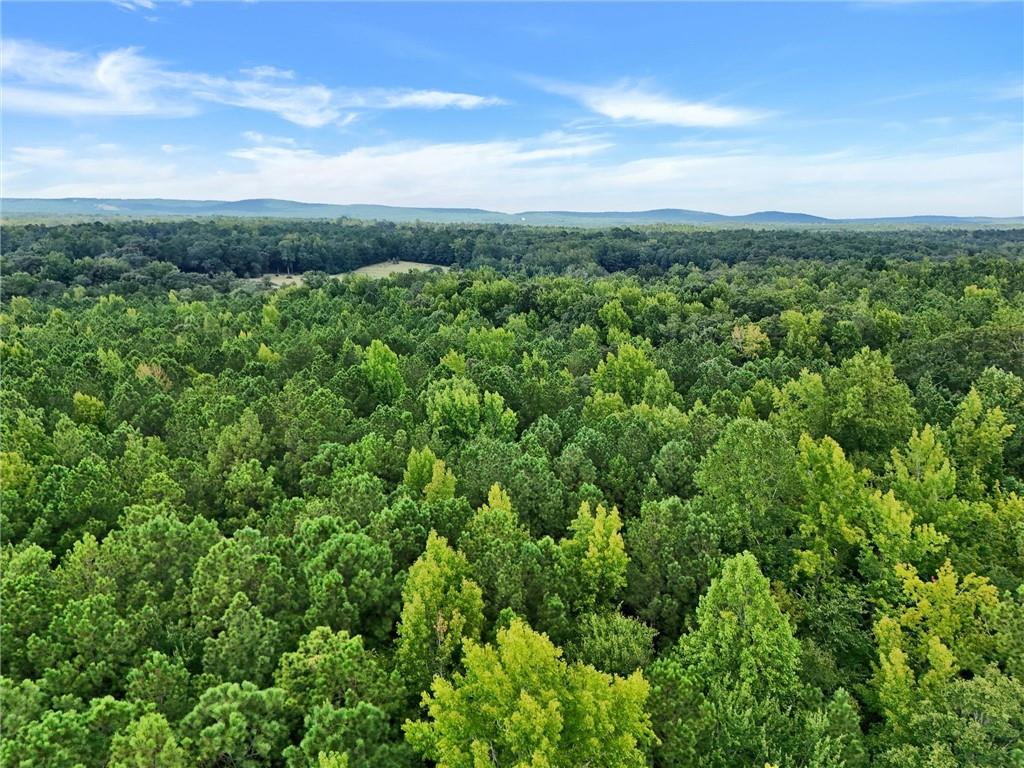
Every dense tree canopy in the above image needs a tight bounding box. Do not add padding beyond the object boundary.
[1,220,1022,766]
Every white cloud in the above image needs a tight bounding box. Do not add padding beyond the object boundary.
[7,134,1020,217]
[240,65,295,80]
[0,39,505,126]
[111,0,155,11]
[1,41,194,117]
[241,131,297,146]
[991,80,1024,101]
[377,90,506,109]
[186,72,342,127]
[542,79,767,128]
[11,146,68,165]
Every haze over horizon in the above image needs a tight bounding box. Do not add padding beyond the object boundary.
[3,2,1022,217]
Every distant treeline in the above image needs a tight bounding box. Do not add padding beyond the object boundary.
[3,219,1023,296]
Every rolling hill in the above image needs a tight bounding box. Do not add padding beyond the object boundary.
[2,197,1020,227]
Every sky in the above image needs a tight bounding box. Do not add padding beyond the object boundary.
[2,1,1022,217]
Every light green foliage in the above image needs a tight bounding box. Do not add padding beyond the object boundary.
[424,377,516,444]
[873,666,1024,768]
[592,342,661,405]
[566,611,656,675]
[599,298,633,336]
[405,619,654,768]
[108,713,187,768]
[426,377,481,441]
[262,301,281,328]
[873,561,1001,705]
[772,369,829,440]
[868,561,1023,766]
[827,347,918,459]
[318,753,349,768]
[947,387,1014,499]
[361,339,405,404]
[422,458,456,502]
[561,500,629,611]
[466,325,516,365]
[396,531,485,698]
[439,349,466,376]
[72,391,105,425]
[974,366,1024,476]
[780,308,827,358]
[792,435,947,588]
[889,425,958,525]
[730,321,771,359]
[403,446,438,496]
[257,342,282,364]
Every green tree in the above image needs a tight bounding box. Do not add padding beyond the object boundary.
[559,500,629,613]
[457,484,532,626]
[947,387,1014,499]
[108,713,187,768]
[361,339,405,405]
[404,619,654,768]
[592,342,661,405]
[648,552,811,768]
[202,592,282,685]
[827,347,917,462]
[181,682,295,768]
[276,627,412,768]
[395,532,484,698]
[566,611,656,675]
[296,516,399,647]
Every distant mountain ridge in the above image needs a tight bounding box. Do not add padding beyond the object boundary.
[3,197,1020,227]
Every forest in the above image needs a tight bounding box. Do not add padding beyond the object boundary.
[2,220,1023,767]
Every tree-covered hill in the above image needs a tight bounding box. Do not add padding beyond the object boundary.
[4,197,1022,226]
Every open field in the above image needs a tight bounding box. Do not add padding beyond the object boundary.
[352,260,450,278]
[252,261,449,287]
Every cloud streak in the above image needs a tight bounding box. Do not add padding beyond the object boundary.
[541,79,767,128]
[0,39,505,127]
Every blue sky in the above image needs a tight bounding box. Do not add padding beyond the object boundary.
[2,1,1022,216]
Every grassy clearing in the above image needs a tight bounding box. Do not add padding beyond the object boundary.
[351,260,450,278]
[251,261,448,287]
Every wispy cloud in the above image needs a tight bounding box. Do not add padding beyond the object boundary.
[11,146,69,165]
[186,70,344,127]
[1,41,192,117]
[111,0,155,11]
[990,80,1024,102]
[241,131,297,146]
[376,90,505,110]
[1,39,505,127]
[540,78,768,128]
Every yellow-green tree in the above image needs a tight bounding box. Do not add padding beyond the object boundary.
[405,619,653,768]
